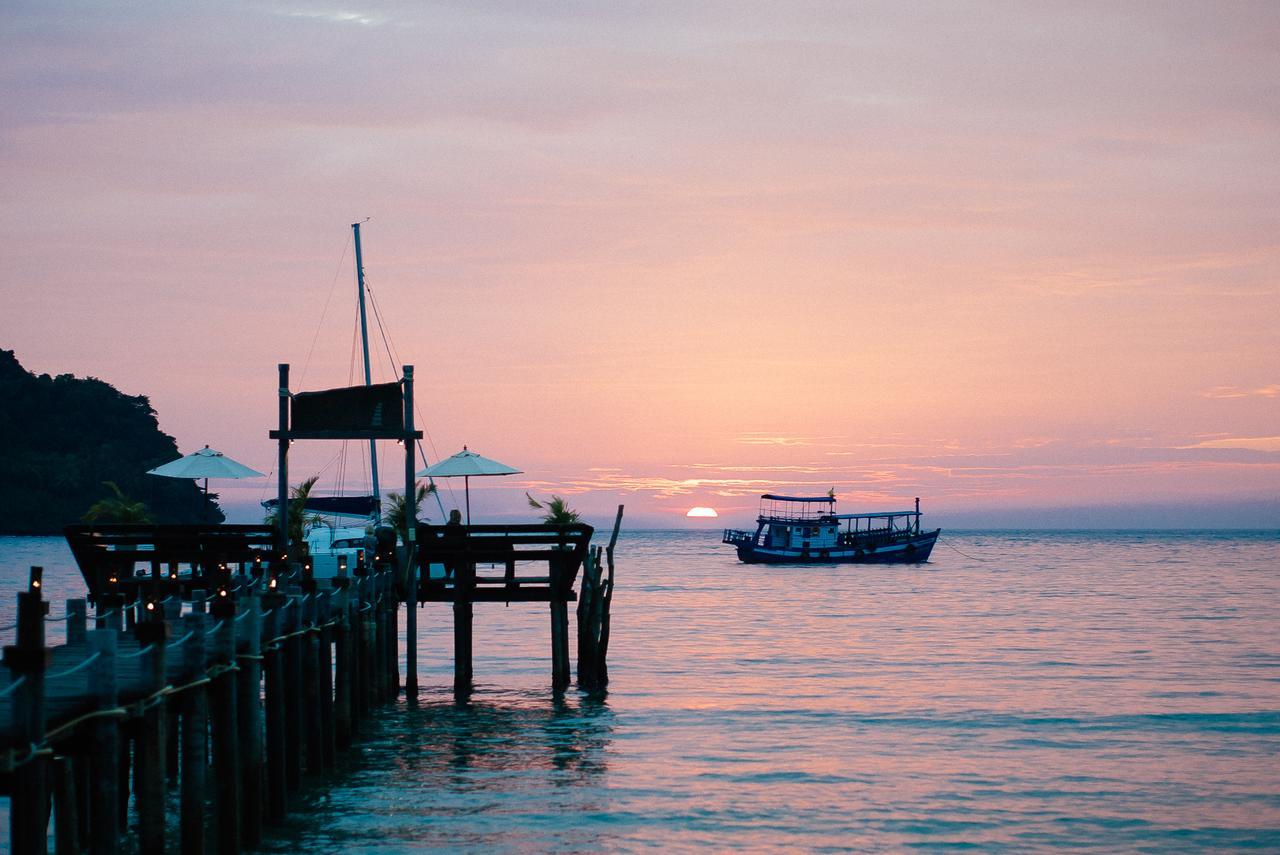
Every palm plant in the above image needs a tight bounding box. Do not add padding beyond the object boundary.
[263,475,324,556]
[83,481,153,524]
[526,492,581,524]
[383,481,436,542]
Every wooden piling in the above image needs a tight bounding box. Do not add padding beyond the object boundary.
[87,628,119,855]
[209,598,240,854]
[283,593,303,791]
[402,363,419,696]
[236,594,264,847]
[6,572,50,854]
[550,599,570,691]
[371,579,386,705]
[260,592,287,823]
[317,590,336,769]
[332,579,353,747]
[180,612,208,855]
[134,608,169,853]
[454,556,475,697]
[303,593,323,775]
[52,755,78,855]
[67,599,87,646]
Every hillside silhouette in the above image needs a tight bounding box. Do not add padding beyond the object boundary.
[0,349,223,533]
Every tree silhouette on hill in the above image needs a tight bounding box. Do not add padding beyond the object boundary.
[0,349,220,533]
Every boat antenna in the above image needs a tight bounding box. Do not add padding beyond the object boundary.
[352,220,380,519]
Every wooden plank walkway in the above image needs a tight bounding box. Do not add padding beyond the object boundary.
[0,562,401,854]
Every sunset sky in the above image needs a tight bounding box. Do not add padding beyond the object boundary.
[3,2,1277,528]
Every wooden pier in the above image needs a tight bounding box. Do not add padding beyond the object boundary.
[0,554,403,854]
[0,361,620,852]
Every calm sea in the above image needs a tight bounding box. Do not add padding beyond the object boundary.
[1,530,1277,852]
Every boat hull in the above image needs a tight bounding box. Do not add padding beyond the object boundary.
[733,529,940,565]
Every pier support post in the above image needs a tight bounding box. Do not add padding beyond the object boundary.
[402,363,418,698]
[550,598,570,691]
[353,578,369,720]
[453,598,474,698]
[332,578,353,746]
[283,593,303,791]
[261,591,287,822]
[134,607,169,853]
[67,598,87,646]
[6,571,50,855]
[303,593,323,775]
[237,594,264,847]
[317,590,336,769]
[209,598,240,854]
[52,755,79,855]
[181,612,208,855]
[87,628,119,855]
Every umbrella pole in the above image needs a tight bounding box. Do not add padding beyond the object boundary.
[464,476,471,526]
[203,478,209,523]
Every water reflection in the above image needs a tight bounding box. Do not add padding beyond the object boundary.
[258,689,615,852]
[387,689,614,784]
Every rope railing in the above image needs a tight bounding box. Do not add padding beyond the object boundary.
[45,651,102,683]
[0,673,28,700]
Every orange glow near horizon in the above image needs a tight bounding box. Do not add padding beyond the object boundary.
[1,5,1276,527]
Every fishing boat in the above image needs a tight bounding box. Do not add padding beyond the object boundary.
[723,494,940,564]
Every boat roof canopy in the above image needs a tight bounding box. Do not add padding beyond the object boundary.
[760,494,834,503]
[833,511,918,520]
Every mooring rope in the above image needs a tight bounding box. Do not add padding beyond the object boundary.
[938,536,990,562]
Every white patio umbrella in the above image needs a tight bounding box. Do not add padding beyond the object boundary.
[417,446,521,524]
[147,445,265,520]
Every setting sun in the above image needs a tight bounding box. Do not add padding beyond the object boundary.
[686,507,719,518]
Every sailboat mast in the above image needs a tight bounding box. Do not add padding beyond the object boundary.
[352,221,381,516]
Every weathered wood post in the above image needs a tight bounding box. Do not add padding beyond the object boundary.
[276,362,290,562]
[52,755,79,855]
[209,595,241,854]
[597,505,623,688]
[260,590,287,822]
[165,595,182,788]
[283,592,303,791]
[454,540,474,698]
[87,627,119,855]
[371,573,386,705]
[381,563,396,696]
[5,567,50,854]
[576,546,600,689]
[236,593,264,847]
[549,551,570,692]
[96,591,124,631]
[317,589,336,769]
[180,611,208,855]
[134,599,170,853]
[332,576,353,746]
[402,363,418,698]
[302,592,323,775]
[67,598,87,646]
[353,577,369,719]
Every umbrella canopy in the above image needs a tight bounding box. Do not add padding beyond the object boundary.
[147,446,265,480]
[417,446,521,524]
[148,445,264,521]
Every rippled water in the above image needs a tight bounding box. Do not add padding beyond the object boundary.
[2,530,1278,851]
